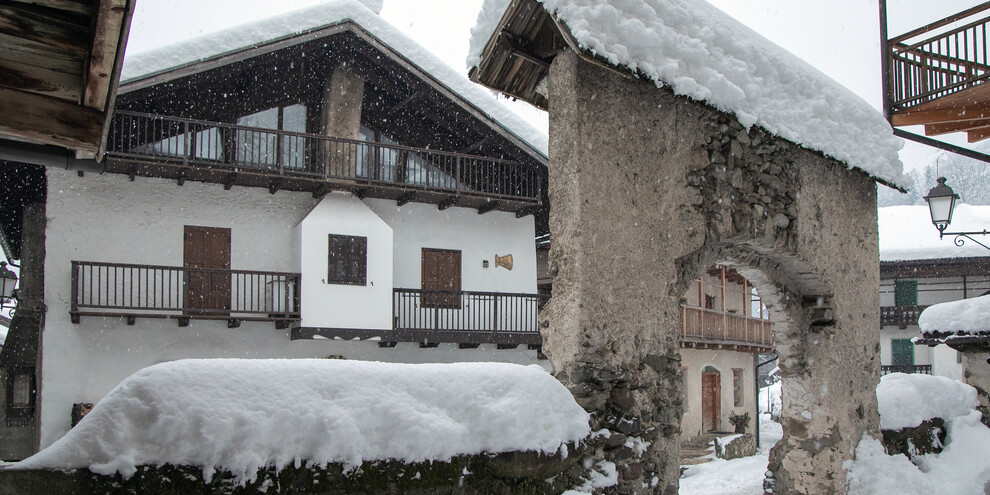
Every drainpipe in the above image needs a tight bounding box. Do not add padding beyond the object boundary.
[0,139,104,173]
[754,353,778,450]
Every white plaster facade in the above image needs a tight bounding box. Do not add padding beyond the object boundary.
[38,169,542,448]
[680,349,756,438]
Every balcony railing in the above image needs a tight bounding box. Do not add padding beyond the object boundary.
[887,4,990,111]
[679,305,773,349]
[106,111,541,203]
[70,261,300,326]
[880,305,928,328]
[392,289,549,343]
[881,364,933,375]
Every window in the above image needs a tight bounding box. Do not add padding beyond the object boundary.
[5,368,35,425]
[236,103,308,169]
[732,368,744,407]
[328,235,367,285]
[894,280,918,306]
[891,339,915,366]
[704,294,715,310]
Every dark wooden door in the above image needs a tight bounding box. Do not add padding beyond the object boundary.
[422,248,461,308]
[184,226,231,314]
[702,371,721,432]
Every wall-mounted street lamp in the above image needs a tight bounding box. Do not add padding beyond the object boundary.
[924,177,990,250]
[0,261,17,312]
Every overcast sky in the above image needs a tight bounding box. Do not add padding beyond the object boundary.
[125,0,985,174]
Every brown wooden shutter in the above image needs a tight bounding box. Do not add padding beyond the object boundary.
[328,234,367,285]
[422,248,461,308]
[183,226,231,314]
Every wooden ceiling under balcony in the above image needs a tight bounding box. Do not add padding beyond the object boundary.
[885,3,990,143]
[0,0,133,156]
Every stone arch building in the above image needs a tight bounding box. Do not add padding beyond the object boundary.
[469,1,907,493]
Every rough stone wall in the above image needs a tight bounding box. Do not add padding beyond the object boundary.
[544,50,881,494]
[962,350,990,427]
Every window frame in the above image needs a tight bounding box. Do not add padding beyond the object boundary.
[894,279,918,306]
[327,234,367,286]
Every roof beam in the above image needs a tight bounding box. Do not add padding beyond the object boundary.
[891,103,990,126]
[924,118,990,136]
[384,89,424,117]
[0,87,103,154]
[477,201,500,215]
[83,0,128,112]
[968,126,990,142]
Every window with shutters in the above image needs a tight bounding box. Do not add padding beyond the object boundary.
[894,280,918,306]
[328,234,367,285]
[5,368,36,425]
[891,339,915,366]
[422,248,461,308]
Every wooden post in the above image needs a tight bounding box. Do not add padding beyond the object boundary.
[743,278,749,343]
[721,266,727,341]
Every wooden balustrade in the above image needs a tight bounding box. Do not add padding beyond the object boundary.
[680,305,773,349]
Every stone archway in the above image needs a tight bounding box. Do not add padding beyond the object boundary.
[540,51,882,494]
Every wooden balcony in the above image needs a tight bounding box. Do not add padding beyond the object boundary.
[881,364,932,375]
[295,289,549,347]
[884,3,990,142]
[880,305,928,328]
[104,111,542,214]
[679,305,774,352]
[70,261,300,328]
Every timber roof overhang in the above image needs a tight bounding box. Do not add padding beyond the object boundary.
[117,19,548,168]
[469,0,908,192]
[0,0,135,158]
[880,256,990,280]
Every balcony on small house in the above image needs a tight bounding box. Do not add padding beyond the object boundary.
[880,305,928,328]
[881,364,933,375]
[883,3,990,142]
[70,261,301,328]
[104,111,542,214]
[679,305,774,352]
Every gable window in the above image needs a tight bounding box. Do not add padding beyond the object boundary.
[236,103,308,169]
[894,280,918,306]
[328,234,367,285]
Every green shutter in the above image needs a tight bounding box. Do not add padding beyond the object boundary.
[894,280,918,306]
[891,339,915,366]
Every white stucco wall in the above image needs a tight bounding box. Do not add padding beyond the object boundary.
[680,348,757,439]
[39,170,543,448]
[879,326,932,366]
[296,193,393,330]
[364,198,537,294]
[932,345,963,381]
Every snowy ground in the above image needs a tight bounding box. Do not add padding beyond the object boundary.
[679,413,781,495]
[680,375,990,495]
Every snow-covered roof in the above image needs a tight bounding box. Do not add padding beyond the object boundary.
[918,294,990,335]
[15,359,589,483]
[879,205,990,262]
[468,0,907,188]
[121,0,548,157]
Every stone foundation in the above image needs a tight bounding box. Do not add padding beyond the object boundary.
[544,50,882,494]
[0,449,582,495]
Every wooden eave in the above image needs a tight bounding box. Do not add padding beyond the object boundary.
[0,0,134,157]
[118,20,548,167]
[880,256,990,279]
[891,84,990,143]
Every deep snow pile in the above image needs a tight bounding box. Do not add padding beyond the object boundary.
[122,0,548,156]
[919,294,990,336]
[13,359,589,483]
[876,372,978,431]
[879,204,990,261]
[846,373,990,494]
[468,0,905,188]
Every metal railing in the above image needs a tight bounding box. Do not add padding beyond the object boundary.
[393,288,548,334]
[881,364,933,375]
[106,111,541,201]
[70,261,300,320]
[680,305,773,348]
[887,3,990,110]
[880,305,928,328]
